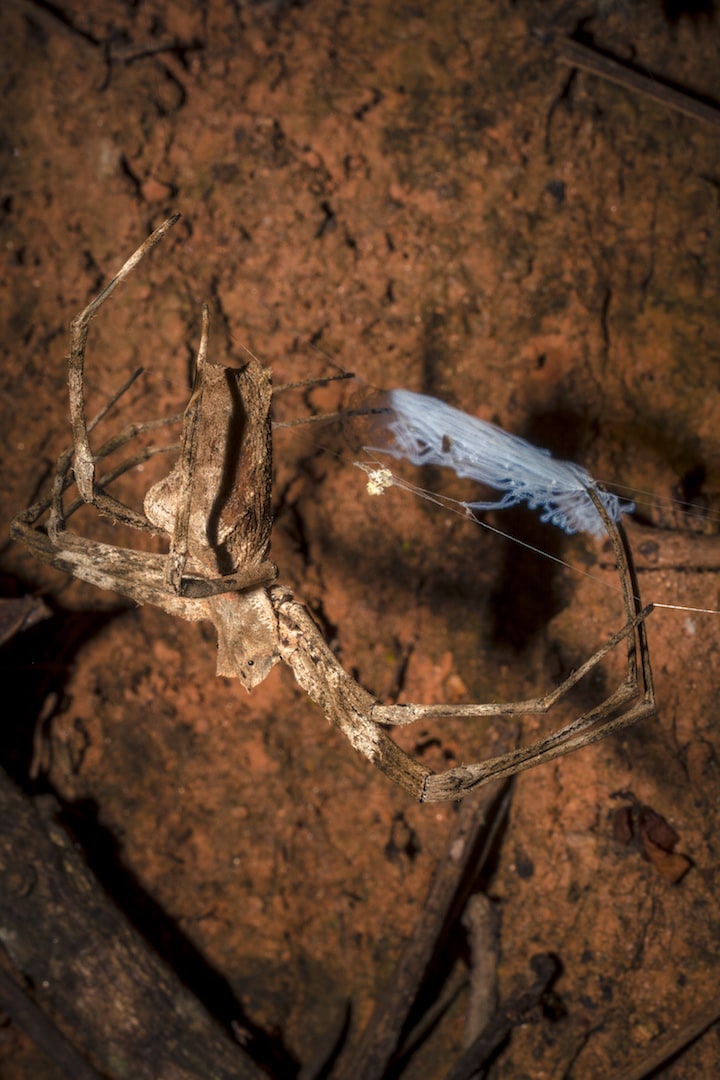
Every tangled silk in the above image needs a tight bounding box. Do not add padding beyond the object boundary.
[365,389,633,539]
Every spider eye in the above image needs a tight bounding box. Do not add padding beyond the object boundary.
[247,659,254,666]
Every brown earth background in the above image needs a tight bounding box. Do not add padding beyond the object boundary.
[1,0,720,1076]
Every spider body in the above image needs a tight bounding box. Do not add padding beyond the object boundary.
[12,217,656,801]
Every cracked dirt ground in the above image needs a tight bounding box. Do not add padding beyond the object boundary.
[1,0,719,1076]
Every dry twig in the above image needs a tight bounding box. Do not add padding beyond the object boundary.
[0,770,271,1079]
[443,954,561,1080]
[338,779,513,1078]
[553,36,720,130]
[462,893,500,1046]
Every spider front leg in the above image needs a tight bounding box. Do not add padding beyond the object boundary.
[274,485,655,803]
[67,213,181,525]
[371,487,655,801]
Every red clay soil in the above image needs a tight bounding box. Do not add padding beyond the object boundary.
[1,1,719,1077]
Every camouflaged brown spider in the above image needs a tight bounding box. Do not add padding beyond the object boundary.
[12,216,656,801]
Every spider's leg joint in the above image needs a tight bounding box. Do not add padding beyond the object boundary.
[72,455,97,505]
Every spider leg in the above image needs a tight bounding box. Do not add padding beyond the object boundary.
[370,604,653,726]
[374,485,654,725]
[164,304,210,593]
[419,490,655,800]
[18,408,181,545]
[48,410,182,542]
[274,589,651,803]
[273,371,355,395]
[48,367,143,540]
[419,688,658,802]
[590,484,655,713]
[271,372,358,432]
[273,589,432,799]
[276,479,656,803]
[68,214,180,509]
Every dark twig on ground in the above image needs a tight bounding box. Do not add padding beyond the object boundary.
[553,36,720,130]
[607,998,720,1080]
[337,777,514,1079]
[443,953,561,1080]
[0,769,273,1080]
